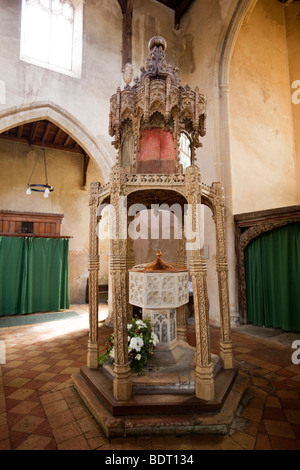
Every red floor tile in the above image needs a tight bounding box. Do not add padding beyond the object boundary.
[262,407,289,421]
[255,433,272,450]
[269,435,300,450]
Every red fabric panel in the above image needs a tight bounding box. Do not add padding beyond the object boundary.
[138,129,175,161]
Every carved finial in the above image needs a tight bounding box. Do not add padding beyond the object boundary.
[139,36,179,86]
[144,250,182,272]
[148,36,167,53]
[130,249,187,273]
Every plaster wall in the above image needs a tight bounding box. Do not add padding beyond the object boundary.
[229,0,298,215]
[0,139,107,304]
[0,0,124,179]
[178,0,236,324]
[285,1,300,198]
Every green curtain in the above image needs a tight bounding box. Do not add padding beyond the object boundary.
[245,222,300,332]
[0,237,69,316]
[0,237,28,315]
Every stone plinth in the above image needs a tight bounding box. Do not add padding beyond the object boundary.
[72,365,248,438]
[143,308,184,364]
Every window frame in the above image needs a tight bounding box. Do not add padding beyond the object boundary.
[179,132,192,170]
[20,0,83,78]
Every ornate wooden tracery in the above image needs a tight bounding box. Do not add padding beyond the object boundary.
[88,37,233,402]
[109,37,206,174]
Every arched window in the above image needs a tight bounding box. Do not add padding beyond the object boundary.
[20,0,83,77]
[179,133,191,170]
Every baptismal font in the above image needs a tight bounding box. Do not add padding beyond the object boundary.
[73,36,248,438]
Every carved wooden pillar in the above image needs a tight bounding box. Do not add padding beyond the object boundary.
[110,166,132,401]
[176,233,187,341]
[212,182,233,370]
[185,167,214,401]
[126,215,135,322]
[87,183,100,369]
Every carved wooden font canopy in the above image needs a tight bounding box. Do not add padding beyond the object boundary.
[109,36,207,174]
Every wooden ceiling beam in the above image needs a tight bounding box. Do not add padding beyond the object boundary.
[29,121,39,144]
[154,1,194,29]
[117,0,127,13]
[117,0,133,68]
[73,140,81,150]
[53,128,63,145]
[63,134,72,147]
[174,0,194,29]
[0,133,83,154]
[17,125,24,138]
[154,0,176,9]
[43,121,52,142]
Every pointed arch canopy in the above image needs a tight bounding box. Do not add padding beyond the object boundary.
[0,101,111,182]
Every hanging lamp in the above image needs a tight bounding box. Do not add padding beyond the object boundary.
[26,125,54,198]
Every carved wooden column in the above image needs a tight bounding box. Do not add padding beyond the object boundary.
[126,215,135,322]
[185,167,214,401]
[212,182,233,370]
[176,307,187,342]
[110,166,132,401]
[176,233,187,341]
[87,182,100,369]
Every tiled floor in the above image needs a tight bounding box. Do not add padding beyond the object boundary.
[0,304,300,450]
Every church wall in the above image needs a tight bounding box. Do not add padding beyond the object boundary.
[175,0,236,325]
[132,0,177,71]
[229,0,298,215]
[0,139,107,304]
[0,0,124,176]
[0,0,124,306]
[285,1,300,199]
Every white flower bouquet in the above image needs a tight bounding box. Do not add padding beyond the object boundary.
[98,318,159,375]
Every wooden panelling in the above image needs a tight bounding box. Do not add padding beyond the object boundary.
[0,211,64,237]
[15,221,22,233]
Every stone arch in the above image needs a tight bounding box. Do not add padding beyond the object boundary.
[0,101,112,182]
[214,0,258,189]
[212,0,259,325]
[218,0,258,90]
